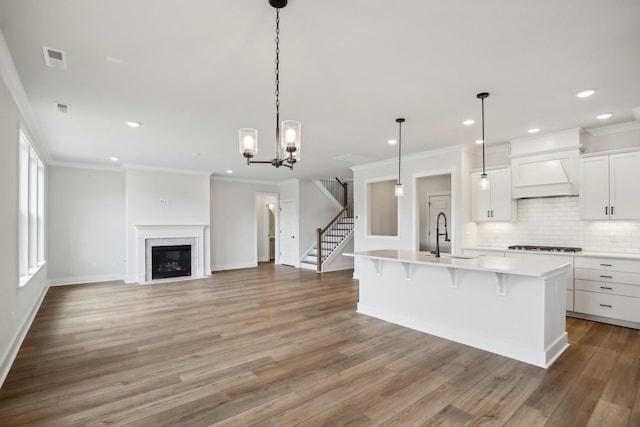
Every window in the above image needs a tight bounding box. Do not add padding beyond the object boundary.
[19,130,45,286]
[367,179,398,237]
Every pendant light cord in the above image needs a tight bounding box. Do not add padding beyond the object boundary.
[274,8,281,160]
[481,95,486,175]
[398,120,402,185]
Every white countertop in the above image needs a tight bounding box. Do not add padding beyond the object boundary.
[346,249,570,278]
[464,246,640,261]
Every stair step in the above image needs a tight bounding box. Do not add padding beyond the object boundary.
[299,261,317,271]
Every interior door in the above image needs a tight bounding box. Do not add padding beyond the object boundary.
[427,194,451,253]
[279,200,298,267]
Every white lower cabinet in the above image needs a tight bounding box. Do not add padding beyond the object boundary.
[573,256,640,326]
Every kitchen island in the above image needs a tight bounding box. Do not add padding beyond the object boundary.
[346,249,571,368]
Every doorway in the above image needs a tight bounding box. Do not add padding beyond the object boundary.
[256,193,278,264]
[416,173,452,253]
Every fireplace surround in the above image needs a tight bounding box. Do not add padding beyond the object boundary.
[134,225,208,283]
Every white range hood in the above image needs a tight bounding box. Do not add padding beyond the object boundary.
[509,128,583,199]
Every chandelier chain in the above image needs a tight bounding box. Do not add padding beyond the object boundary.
[275,9,280,116]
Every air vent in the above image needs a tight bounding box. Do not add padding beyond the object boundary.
[42,46,67,69]
[57,103,70,114]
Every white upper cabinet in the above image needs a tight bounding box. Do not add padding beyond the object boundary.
[580,150,640,220]
[471,168,517,222]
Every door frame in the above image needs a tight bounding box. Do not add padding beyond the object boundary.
[425,192,452,253]
[412,168,456,252]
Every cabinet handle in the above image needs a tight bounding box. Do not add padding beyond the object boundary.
[487,210,490,218]
[600,286,613,290]
[605,206,608,215]
[599,304,613,308]
[491,210,494,217]
[600,263,613,267]
[611,206,614,215]
[600,275,613,279]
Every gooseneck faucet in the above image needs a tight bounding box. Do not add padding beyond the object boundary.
[435,212,450,258]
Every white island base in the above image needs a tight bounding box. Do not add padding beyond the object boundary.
[349,250,571,368]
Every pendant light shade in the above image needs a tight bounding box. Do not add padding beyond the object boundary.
[477,92,489,188]
[395,118,405,197]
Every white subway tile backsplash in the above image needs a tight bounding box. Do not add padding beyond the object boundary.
[476,196,640,253]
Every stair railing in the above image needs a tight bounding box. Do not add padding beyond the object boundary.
[316,199,354,272]
[319,177,349,208]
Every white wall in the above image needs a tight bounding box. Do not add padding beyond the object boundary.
[47,166,126,285]
[352,145,476,259]
[126,169,211,282]
[298,180,341,259]
[211,177,279,271]
[0,37,49,386]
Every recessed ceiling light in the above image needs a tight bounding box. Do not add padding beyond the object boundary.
[528,128,540,134]
[226,169,233,174]
[576,89,596,98]
[191,152,201,157]
[388,139,397,145]
[126,121,141,128]
[462,119,475,126]
[596,113,613,120]
[106,56,124,65]
[110,156,119,162]
[475,139,484,145]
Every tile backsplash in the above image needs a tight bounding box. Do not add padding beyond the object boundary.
[477,197,640,254]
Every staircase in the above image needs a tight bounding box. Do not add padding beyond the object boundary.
[300,178,354,272]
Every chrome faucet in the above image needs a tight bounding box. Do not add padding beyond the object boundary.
[435,212,450,258]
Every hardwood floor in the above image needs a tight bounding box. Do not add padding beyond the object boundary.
[1,263,639,426]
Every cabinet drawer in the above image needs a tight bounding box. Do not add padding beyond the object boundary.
[575,279,640,298]
[574,268,640,286]
[574,290,640,323]
[575,256,640,274]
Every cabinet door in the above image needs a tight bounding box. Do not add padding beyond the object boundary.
[609,152,640,220]
[489,169,512,221]
[580,156,610,220]
[471,171,492,221]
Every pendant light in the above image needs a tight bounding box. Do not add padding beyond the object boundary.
[239,0,301,170]
[477,92,489,189]
[394,118,405,197]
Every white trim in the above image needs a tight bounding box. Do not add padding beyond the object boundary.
[48,160,126,172]
[581,147,640,158]
[211,175,281,186]
[350,144,472,172]
[585,120,640,136]
[255,192,279,265]
[49,274,124,286]
[211,261,258,271]
[0,33,50,163]
[123,163,213,176]
[0,284,49,388]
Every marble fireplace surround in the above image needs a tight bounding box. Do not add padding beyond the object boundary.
[135,225,207,283]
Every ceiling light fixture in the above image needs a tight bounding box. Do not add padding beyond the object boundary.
[596,113,613,120]
[463,119,475,126]
[528,128,540,134]
[477,92,489,189]
[475,139,484,145]
[576,89,596,98]
[239,0,300,170]
[109,156,119,162]
[388,139,397,145]
[226,169,233,174]
[126,121,141,128]
[394,118,405,197]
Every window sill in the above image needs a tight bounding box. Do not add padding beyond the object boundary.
[19,261,47,288]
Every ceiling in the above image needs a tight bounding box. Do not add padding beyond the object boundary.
[1,0,639,182]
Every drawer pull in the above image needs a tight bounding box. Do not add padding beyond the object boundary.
[600,286,613,290]
[600,304,613,308]
[600,263,613,267]
[600,275,613,279]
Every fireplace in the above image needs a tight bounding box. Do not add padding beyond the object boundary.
[151,245,192,279]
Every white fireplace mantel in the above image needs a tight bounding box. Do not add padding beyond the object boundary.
[134,224,208,283]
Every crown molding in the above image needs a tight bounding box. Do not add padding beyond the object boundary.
[585,120,640,136]
[122,163,213,176]
[350,144,471,172]
[48,160,125,172]
[211,175,281,186]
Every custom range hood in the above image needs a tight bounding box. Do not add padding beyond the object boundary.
[509,128,583,199]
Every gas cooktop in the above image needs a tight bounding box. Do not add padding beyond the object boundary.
[507,245,582,253]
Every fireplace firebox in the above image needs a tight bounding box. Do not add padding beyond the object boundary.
[151,245,192,280]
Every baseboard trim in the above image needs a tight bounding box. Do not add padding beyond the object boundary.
[49,274,124,286]
[212,261,257,272]
[0,284,49,389]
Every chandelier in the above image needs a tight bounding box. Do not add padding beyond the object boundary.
[239,0,301,169]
